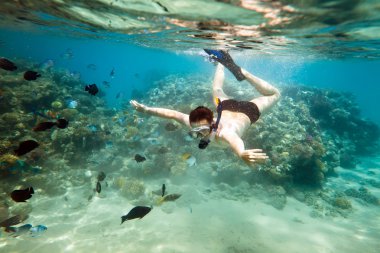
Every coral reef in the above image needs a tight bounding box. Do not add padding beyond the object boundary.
[344,187,380,205]
[134,75,380,190]
[333,197,352,209]
[1,63,379,221]
[114,177,145,199]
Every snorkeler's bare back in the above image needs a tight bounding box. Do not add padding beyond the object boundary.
[216,110,251,139]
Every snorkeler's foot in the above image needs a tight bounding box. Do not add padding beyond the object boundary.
[204,49,246,81]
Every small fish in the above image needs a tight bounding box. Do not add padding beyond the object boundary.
[0,215,28,228]
[11,187,34,202]
[14,140,39,156]
[87,124,98,132]
[181,153,192,160]
[61,48,73,59]
[110,67,115,78]
[154,1,169,12]
[186,156,196,167]
[116,92,123,99]
[33,119,68,131]
[23,71,41,81]
[162,184,166,197]
[102,81,110,88]
[31,108,53,120]
[96,181,101,193]
[121,206,152,224]
[30,225,47,237]
[87,64,97,70]
[134,154,146,163]
[157,193,181,205]
[40,59,54,71]
[165,122,178,131]
[64,70,81,80]
[97,171,106,182]
[56,119,69,129]
[66,99,78,109]
[162,193,181,202]
[0,57,17,71]
[85,84,99,96]
[33,121,56,131]
[5,224,32,237]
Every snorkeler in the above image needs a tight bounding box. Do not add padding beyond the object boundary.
[130,50,280,165]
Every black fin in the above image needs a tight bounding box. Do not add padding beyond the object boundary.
[204,49,246,81]
[121,215,127,224]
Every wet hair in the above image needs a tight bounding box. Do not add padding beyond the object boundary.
[189,106,213,125]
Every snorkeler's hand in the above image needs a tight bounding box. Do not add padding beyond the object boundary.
[130,100,147,112]
[241,149,268,164]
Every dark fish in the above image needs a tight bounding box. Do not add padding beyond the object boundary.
[162,184,166,197]
[0,214,29,228]
[154,1,169,12]
[121,206,152,224]
[110,67,115,78]
[116,92,123,99]
[23,70,41,81]
[87,64,97,70]
[96,181,101,193]
[97,171,106,182]
[134,154,146,163]
[56,118,69,129]
[85,84,99,96]
[33,119,68,131]
[14,140,39,156]
[11,187,34,202]
[33,121,56,131]
[0,57,17,71]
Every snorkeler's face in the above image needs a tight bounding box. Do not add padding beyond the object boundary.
[189,121,211,139]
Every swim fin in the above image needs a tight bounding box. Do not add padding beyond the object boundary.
[204,49,245,81]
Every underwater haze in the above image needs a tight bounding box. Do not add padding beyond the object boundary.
[0,1,380,253]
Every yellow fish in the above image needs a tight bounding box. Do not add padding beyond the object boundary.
[156,194,181,205]
[181,153,192,160]
[214,97,221,106]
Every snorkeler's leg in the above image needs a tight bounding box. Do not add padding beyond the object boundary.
[241,68,280,113]
[212,63,229,104]
[204,49,245,81]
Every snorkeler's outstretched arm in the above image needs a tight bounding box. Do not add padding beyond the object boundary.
[130,100,190,127]
[222,131,268,164]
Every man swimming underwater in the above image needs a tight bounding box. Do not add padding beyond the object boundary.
[130,50,280,165]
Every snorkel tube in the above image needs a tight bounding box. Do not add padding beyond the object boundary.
[199,98,222,149]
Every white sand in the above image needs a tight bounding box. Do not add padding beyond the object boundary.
[1,157,380,253]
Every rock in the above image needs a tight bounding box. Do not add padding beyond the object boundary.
[345,187,380,205]
[333,197,352,209]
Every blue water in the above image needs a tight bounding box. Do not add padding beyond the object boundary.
[2,28,379,124]
[1,3,380,251]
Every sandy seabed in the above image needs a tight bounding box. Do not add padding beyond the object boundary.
[1,157,379,253]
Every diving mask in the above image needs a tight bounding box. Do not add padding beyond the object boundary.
[188,125,211,139]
